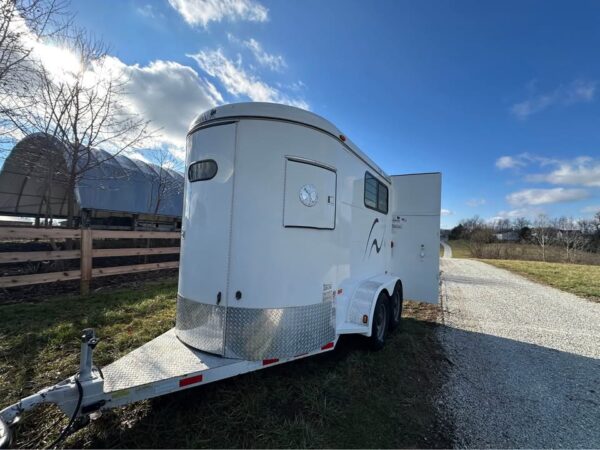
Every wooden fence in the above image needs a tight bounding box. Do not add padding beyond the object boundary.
[0,227,180,295]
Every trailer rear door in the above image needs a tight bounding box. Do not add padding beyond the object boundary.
[390,173,441,303]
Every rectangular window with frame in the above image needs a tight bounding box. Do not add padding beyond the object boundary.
[364,172,389,214]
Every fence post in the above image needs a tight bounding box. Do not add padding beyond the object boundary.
[80,228,93,295]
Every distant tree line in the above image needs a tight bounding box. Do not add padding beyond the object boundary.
[448,212,600,264]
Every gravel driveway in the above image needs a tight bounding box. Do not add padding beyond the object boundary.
[438,258,600,448]
[440,240,453,258]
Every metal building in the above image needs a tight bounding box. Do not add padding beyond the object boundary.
[0,133,183,229]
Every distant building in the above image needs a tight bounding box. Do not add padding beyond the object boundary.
[0,134,183,229]
[495,231,519,241]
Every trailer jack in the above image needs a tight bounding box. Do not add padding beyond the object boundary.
[0,329,106,449]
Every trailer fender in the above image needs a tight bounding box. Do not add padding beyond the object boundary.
[346,275,400,336]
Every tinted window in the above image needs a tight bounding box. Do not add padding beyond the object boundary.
[364,173,378,209]
[378,183,388,213]
[188,160,218,182]
[364,172,388,214]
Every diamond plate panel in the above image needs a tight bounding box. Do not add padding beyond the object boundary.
[176,296,226,355]
[225,301,335,359]
[175,295,335,360]
[102,329,240,392]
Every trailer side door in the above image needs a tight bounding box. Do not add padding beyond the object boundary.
[179,123,237,309]
[389,173,441,303]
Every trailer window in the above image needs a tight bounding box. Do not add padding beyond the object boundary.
[364,172,388,214]
[188,160,218,182]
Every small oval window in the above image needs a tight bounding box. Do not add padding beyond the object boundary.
[188,160,218,182]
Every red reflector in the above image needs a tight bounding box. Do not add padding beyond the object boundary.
[179,374,203,387]
[263,358,279,366]
[339,134,346,142]
[321,342,334,350]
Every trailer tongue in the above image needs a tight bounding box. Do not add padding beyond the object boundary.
[0,327,338,448]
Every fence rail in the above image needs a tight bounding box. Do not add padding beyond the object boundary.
[0,227,180,294]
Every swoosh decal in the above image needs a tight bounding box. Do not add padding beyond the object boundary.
[364,218,384,258]
[370,228,385,256]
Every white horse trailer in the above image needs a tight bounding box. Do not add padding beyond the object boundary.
[0,103,441,447]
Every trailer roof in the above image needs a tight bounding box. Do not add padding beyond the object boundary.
[189,103,390,182]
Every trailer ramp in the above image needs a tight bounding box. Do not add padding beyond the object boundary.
[102,329,244,394]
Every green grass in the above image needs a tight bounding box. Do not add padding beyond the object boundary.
[446,239,472,258]
[0,281,452,448]
[483,259,600,302]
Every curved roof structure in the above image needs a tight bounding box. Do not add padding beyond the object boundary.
[189,102,390,182]
[0,133,183,219]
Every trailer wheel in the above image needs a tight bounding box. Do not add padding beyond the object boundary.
[369,292,389,350]
[389,282,404,331]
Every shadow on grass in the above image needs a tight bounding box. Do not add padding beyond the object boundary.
[70,316,452,449]
[1,292,452,449]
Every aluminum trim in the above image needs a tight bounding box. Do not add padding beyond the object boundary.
[176,295,336,360]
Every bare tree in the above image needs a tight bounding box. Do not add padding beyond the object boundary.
[0,0,67,85]
[513,217,530,230]
[0,0,68,152]
[146,147,184,216]
[533,214,553,262]
[460,215,485,235]
[555,216,587,263]
[3,30,152,227]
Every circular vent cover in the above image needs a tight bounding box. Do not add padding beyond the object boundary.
[299,184,318,207]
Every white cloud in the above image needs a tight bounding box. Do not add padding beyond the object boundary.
[3,16,224,161]
[168,0,268,27]
[242,38,286,71]
[496,156,526,170]
[136,4,165,19]
[466,198,486,207]
[441,209,453,216]
[106,57,223,151]
[227,34,286,72]
[506,188,589,206]
[581,205,600,214]
[128,151,152,164]
[511,79,597,120]
[492,207,544,220]
[31,42,82,83]
[189,49,308,108]
[526,157,600,187]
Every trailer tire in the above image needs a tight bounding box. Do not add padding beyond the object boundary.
[369,292,389,350]
[389,281,404,331]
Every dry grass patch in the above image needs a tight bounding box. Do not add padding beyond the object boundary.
[483,259,600,302]
[446,240,472,258]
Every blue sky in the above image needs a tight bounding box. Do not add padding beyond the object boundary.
[70,0,600,228]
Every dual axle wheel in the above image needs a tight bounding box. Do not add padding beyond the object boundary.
[369,282,403,350]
